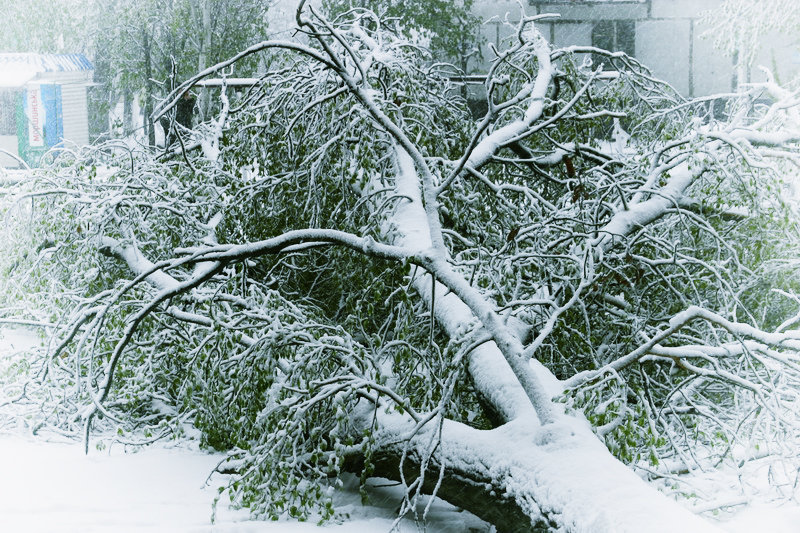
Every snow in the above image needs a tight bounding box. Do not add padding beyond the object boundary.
[463,31,553,172]
[723,504,800,533]
[0,434,243,533]
[0,328,491,532]
[0,67,37,87]
[390,146,537,422]
[1,328,800,531]
[0,431,492,533]
[0,327,43,353]
[385,146,760,531]
[0,320,800,533]
[194,78,262,88]
[98,236,180,292]
[1,320,797,533]
[673,451,800,533]
[1,424,793,533]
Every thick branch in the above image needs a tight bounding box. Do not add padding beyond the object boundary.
[390,146,552,423]
[177,228,413,264]
[153,40,338,121]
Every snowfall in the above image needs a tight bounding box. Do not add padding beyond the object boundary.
[1,326,800,532]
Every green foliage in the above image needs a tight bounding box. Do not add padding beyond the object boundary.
[564,379,667,466]
[87,0,270,138]
[323,0,483,72]
[0,28,487,520]
[4,6,800,526]
[0,0,90,53]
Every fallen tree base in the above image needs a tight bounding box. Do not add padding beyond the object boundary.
[343,408,724,533]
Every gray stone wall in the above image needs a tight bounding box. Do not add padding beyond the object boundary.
[473,0,798,97]
[269,0,798,97]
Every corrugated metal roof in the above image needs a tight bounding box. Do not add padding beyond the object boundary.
[0,53,93,73]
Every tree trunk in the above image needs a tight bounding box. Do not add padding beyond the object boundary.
[142,26,155,147]
[342,406,723,533]
[365,146,724,532]
[196,0,212,121]
[122,89,133,135]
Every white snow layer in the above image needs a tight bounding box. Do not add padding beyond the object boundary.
[0,327,489,532]
[0,432,494,533]
[2,331,799,533]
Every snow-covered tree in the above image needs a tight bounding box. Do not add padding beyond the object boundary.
[0,0,90,54]
[702,0,800,86]
[322,0,483,73]
[3,3,800,531]
[88,0,271,141]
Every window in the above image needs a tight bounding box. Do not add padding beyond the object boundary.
[0,90,18,135]
[592,20,635,57]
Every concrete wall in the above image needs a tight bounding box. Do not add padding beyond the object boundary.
[470,0,798,97]
[474,0,726,96]
[636,19,691,95]
[751,30,800,86]
[552,23,593,49]
[693,18,736,95]
[528,1,648,20]
[648,0,733,95]
[650,0,719,19]
[0,135,20,167]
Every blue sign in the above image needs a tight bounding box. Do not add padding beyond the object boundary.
[18,83,63,166]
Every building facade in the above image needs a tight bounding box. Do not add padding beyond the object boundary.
[0,54,94,167]
[474,0,798,97]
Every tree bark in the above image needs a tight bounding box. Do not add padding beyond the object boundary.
[142,25,155,147]
[197,0,212,121]
[122,89,133,135]
[338,142,727,531]
[341,407,723,533]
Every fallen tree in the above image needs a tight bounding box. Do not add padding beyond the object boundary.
[3,3,800,531]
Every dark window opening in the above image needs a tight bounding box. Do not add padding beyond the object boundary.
[592,21,615,53]
[592,20,635,62]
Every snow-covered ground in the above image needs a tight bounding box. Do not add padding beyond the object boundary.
[0,325,798,533]
[0,327,490,533]
[0,432,491,533]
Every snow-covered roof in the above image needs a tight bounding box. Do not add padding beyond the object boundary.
[0,69,37,88]
[0,53,93,88]
[0,53,93,73]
